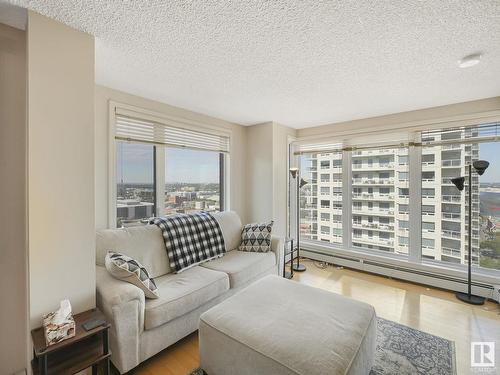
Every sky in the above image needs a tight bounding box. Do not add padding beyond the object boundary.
[116,142,219,184]
[479,142,500,183]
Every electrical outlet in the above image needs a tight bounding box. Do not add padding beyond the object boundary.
[492,285,500,304]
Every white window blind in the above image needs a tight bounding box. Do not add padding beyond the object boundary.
[115,114,230,153]
[293,131,413,155]
[293,142,344,155]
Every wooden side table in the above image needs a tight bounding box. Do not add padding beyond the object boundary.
[31,308,111,375]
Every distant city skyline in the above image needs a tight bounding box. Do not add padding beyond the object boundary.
[116,142,219,184]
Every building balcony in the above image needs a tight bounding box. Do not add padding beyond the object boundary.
[442,247,461,257]
[303,204,317,210]
[442,195,461,203]
[352,149,395,157]
[442,159,461,167]
[441,178,454,185]
[422,194,435,199]
[352,178,394,185]
[442,230,461,239]
[352,222,395,232]
[398,227,409,234]
[352,236,394,247]
[352,163,394,170]
[352,208,394,216]
[352,193,395,200]
[441,144,462,151]
[442,212,461,221]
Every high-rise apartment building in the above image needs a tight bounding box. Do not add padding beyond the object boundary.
[300,129,481,266]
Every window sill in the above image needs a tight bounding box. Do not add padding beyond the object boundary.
[301,240,500,286]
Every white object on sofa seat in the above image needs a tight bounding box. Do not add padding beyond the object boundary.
[199,275,377,375]
[144,266,229,330]
[200,250,276,288]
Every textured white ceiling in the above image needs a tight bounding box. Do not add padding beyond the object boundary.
[7,0,500,128]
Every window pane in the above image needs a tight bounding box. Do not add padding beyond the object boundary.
[479,142,500,271]
[300,151,343,244]
[164,147,222,215]
[421,139,465,262]
[420,131,493,267]
[351,147,409,255]
[116,142,155,227]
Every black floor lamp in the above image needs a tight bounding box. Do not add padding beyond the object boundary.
[450,159,489,305]
[290,167,308,272]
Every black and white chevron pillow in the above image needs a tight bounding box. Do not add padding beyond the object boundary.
[238,221,274,253]
[105,251,159,299]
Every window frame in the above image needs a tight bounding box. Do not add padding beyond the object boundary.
[109,101,231,228]
[291,114,500,284]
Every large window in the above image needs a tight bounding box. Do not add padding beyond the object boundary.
[113,113,229,227]
[295,122,500,275]
[420,135,500,271]
[164,148,223,215]
[477,142,500,271]
[300,151,342,244]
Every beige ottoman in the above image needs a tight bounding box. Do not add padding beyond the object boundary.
[199,275,377,375]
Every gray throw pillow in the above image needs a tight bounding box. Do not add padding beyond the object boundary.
[238,221,273,252]
[105,251,159,299]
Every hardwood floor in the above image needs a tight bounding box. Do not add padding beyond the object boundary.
[129,258,500,375]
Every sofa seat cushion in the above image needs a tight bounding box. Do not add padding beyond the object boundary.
[144,266,229,330]
[200,250,276,288]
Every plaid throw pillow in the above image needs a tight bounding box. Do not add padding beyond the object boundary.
[105,251,159,299]
[238,221,273,252]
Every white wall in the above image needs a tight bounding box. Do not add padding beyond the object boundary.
[0,22,28,374]
[298,97,500,139]
[272,123,296,237]
[27,11,95,327]
[95,85,248,229]
[246,122,296,236]
[245,123,274,223]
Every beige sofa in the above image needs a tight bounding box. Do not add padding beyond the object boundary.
[95,211,283,373]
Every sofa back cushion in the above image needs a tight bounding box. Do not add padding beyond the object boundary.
[212,211,242,251]
[96,225,171,278]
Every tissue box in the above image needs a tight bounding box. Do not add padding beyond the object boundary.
[42,311,76,346]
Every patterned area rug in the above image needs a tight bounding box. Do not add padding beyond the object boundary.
[190,317,456,375]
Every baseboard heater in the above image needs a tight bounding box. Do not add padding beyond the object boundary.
[301,247,495,300]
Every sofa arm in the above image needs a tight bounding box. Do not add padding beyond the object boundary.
[271,235,285,276]
[96,266,145,373]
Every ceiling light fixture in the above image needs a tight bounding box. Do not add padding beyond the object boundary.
[458,53,482,68]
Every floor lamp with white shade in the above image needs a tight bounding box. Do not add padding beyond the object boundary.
[290,167,308,272]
